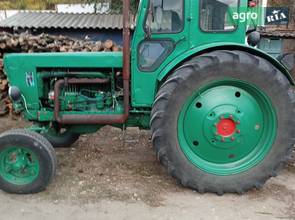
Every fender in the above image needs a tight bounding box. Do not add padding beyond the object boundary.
[157,43,295,85]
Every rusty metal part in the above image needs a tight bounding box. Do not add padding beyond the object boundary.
[120,0,131,122]
[54,0,131,125]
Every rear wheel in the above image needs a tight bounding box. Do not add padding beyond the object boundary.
[0,129,56,194]
[151,50,295,194]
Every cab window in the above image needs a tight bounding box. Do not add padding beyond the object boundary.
[146,0,183,33]
[200,0,239,32]
[138,40,173,71]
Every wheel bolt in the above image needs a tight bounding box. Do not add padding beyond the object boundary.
[236,120,240,124]
[220,115,224,119]
[236,130,241,134]
[231,137,235,141]
[221,137,225,142]
[229,115,233,119]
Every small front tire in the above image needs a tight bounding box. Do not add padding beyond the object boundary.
[0,129,56,194]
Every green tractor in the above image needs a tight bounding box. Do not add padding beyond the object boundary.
[0,0,294,195]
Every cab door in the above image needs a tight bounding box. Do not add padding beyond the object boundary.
[131,0,190,107]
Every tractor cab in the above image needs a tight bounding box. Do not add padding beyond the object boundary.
[131,0,256,106]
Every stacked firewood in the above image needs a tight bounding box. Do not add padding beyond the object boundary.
[0,31,122,116]
[0,32,121,53]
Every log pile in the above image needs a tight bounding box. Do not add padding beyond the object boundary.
[0,31,122,116]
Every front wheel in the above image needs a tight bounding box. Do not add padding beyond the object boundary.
[0,129,56,194]
[151,50,295,194]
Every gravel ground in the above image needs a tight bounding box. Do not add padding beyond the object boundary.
[0,116,294,220]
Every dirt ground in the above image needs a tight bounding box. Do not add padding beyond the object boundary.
[0,116,294,220]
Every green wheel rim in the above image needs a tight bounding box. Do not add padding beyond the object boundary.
[0,147,40,185]
[178,79,277,176]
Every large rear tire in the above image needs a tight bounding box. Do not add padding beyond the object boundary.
[151,50,295,194]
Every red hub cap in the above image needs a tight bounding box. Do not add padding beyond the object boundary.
[216,118,236,137]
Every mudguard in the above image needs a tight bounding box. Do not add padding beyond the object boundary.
[157,43,295,85]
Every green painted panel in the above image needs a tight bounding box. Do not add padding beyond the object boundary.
[4,52,123,69]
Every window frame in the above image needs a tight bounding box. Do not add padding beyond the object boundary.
[137,39,175,72]
[199,0,241,33]
[143,0,185,35]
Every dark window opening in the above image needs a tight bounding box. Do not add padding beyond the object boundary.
[200,0,239,32]
[146,0,184,33]
[138,40,173,71]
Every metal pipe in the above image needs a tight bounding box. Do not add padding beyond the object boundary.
[121,0,131,119]
[54,0,131,125]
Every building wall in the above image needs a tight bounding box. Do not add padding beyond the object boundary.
[283,39,295,54]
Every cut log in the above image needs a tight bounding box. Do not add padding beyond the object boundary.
[112,45,120,52]
[0,79,8,91]
[103,40,114,50]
